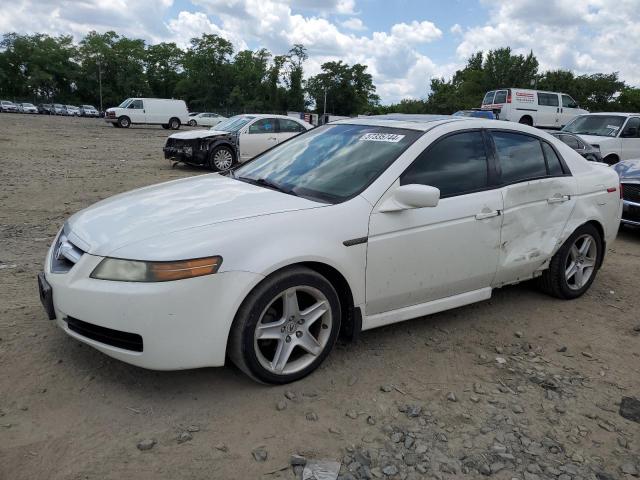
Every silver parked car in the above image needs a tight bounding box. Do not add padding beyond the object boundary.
[17,102,39,114]
[80,105,99,117]
[1,100,18,112]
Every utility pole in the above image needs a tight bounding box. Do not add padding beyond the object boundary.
[323,88,327,124]
[97,59,103,113]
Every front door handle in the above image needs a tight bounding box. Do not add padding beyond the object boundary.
[475,210,500,220]
[547,194,570,204]
[269,137,277,141]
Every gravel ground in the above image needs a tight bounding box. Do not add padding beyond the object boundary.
[1,114,639,480]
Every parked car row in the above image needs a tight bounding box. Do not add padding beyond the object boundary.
[0,101,101,117]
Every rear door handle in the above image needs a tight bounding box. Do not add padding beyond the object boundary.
[475,210,500,220]
[547,195,570,204]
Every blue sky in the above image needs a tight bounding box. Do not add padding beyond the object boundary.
[1,0,638,103]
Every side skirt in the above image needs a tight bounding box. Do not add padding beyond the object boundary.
[362,287,492,331]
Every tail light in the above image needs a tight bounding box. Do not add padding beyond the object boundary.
[620,183,623,199]
[507,92,512,103]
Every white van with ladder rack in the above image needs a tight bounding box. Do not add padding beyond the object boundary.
[481,88,588,129]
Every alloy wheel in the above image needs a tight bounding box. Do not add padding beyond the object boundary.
[213,149,233,170]
[564,233,597,290]
[253,286,332,375]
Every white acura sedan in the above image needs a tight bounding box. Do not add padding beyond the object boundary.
[39,115,622,384]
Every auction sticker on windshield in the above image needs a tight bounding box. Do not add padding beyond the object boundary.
[359,133,406,143]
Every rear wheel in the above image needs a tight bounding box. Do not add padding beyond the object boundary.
[538,224,603,299]
[518,115,533,126]
[228,267,341,384]
[117,116,130,128]
[208,145,235,171]
[169,117,180,130]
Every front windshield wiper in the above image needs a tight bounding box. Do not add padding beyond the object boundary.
[237,176,298,196]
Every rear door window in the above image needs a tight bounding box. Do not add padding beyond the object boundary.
[537,93,559,107]
[249,118,277,134]
[542,143,565,176]
[493,90,508,104]
[401,131,489,197]
[492,131,548,184]
[482,91,496,105]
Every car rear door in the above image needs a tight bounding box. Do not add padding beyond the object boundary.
[239,118,279,161]
[365,130,503,316]
[489,130,576,286]
[619,117,640,160]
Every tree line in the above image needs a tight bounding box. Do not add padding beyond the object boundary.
[377,47,640,115]
[1,32,639,116]
[0,31,378,116]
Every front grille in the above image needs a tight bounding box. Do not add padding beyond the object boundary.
[622,183,640,203]
[66,317,144,352]
[51,231,84,273]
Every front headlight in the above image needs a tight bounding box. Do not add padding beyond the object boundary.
[90,256,222,282]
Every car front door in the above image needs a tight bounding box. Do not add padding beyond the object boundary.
[619,117,640,161]
[560,94,581,127]
[239,118,279,162]
[490,130,577,285]
[126,99,146,124]
[365,130,503,317]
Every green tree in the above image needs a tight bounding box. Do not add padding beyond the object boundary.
[306,61,378,116]
[146,42,184,99]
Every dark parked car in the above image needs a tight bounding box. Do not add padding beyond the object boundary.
[453,109,496,119]
[549,132,603,162]
[613,159,640,227]
[38,103,54,114]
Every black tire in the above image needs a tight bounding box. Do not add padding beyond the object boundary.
[228,266,341,384]
[207,145,235,171]
[117,116,130,128]
[519,115,533,126]
[169,117,180,130]
[538,223,603,299]
[603,154,619,166]
[112,123,121,128]
[188,119,197,127]
[161,124,170,129]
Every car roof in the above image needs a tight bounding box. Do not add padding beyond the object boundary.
[578,112,640,117]
[332,114,474,131]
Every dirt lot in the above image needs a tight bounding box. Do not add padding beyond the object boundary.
[1,114,639,480]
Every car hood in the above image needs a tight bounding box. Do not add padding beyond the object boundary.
[66,174,323,257]
[574,134,616,146]
[613,158,640,180]
[168,130,229,140]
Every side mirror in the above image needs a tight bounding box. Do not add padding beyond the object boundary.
[379,184,440,212]
[621,127,638,138]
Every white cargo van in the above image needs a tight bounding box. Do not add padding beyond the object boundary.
[481,88,588,129]
[105,98,189,129]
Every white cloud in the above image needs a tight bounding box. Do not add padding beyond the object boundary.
[389,21,442,44]
[340,17,366,31]
[456,0,640,85]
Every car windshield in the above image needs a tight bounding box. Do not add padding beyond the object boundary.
[232,124,422,204]
[211,115,255,132]
[118,98,133,108]
[83,105,95,109]
[562,115,626,137]
[23,103,34,107]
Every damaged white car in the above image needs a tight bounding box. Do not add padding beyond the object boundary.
[39,115,622,384]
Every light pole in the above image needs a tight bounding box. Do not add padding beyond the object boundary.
[323,87,327,124]
[97,59,103,113]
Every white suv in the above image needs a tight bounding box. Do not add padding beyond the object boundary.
[562,113,640,165]
[482,88,588,128]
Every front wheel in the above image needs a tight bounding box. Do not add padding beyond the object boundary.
[117,116,130,128]
[228,267,341,384]
[538,224,602,299]
[188,119,197,127]
[208,146,235,171]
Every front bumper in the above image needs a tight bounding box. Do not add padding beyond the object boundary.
[163,146,207,165]
[43,245,263,370]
